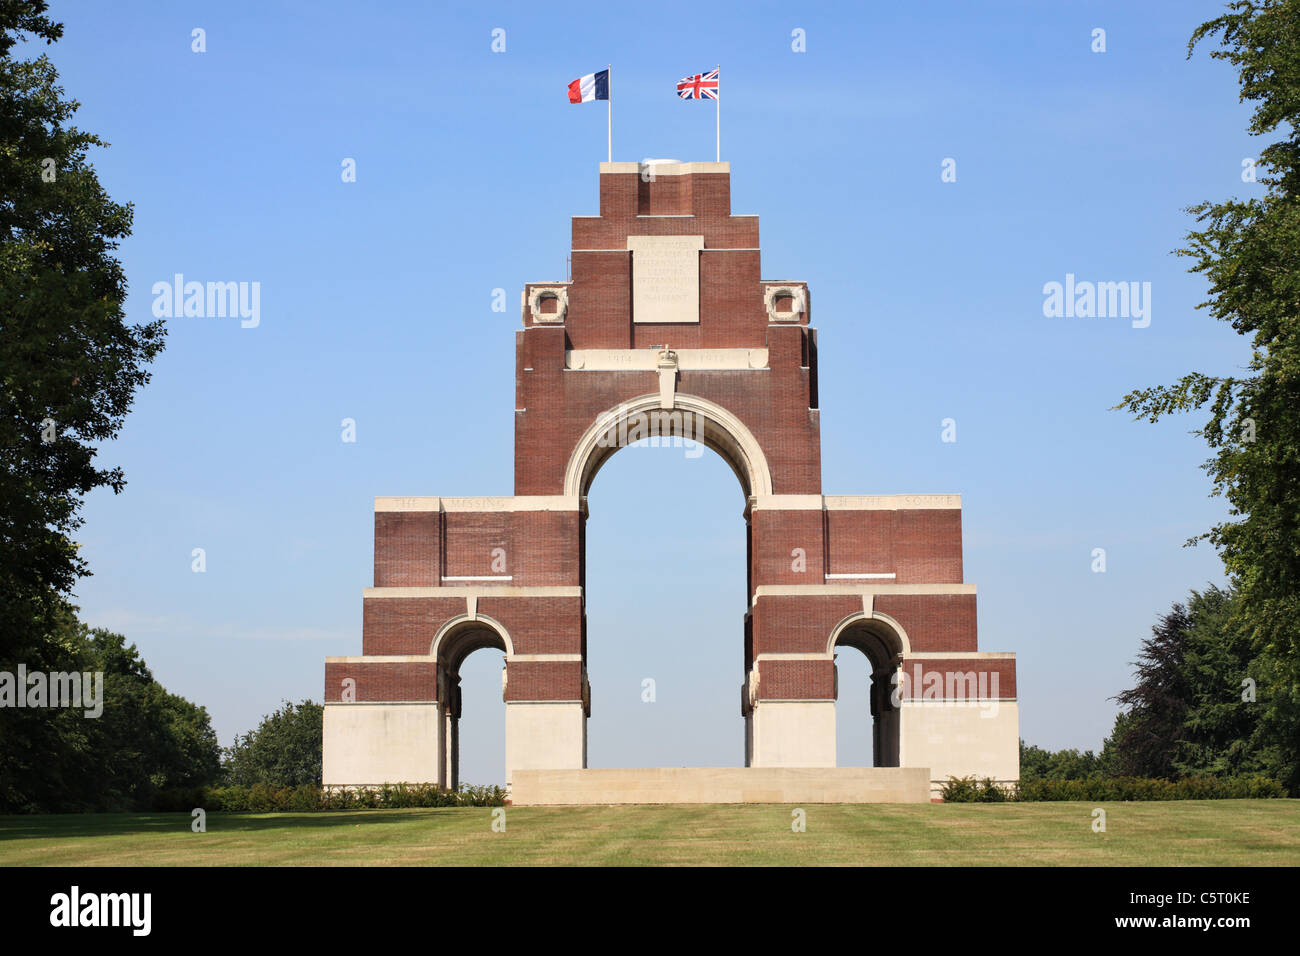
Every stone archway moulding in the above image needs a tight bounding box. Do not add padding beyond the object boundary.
[562,392,774,500]
[430,613,515,663]
[826,610,913,660]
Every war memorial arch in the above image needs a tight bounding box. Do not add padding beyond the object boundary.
[322,161,1020,803]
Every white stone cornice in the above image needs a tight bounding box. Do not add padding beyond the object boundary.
[565,348,769,371]
[748,494,962,512]
[374,496,582,513]
[599,161,729,175]
[364,586,583,599]
[754,583,975,598]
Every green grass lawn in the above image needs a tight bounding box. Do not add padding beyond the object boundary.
[1,800,1296,866]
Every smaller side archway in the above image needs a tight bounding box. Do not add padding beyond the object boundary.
[829,612,909,768]
[431,615,513,788]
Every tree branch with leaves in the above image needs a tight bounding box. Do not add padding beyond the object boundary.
[1115,0,1300,791]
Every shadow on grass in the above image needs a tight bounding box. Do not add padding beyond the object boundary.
[0,808,471,841]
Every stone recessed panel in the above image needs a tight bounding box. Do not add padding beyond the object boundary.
[627,235,704,324]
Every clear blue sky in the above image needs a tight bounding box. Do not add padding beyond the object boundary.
[44,0,1254,782]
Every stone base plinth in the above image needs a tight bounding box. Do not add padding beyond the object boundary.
[509,766,931,806]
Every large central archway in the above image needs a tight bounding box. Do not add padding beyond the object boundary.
[568,394,765,766]
[581,417,750,768]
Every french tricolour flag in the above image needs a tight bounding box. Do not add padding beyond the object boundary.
[568,69,609,103]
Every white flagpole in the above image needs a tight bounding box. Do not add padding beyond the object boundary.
[715,64,721,162]
[607,64,612,163]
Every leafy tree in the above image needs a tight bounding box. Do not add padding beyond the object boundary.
[86,627,222,808]
[223,700,324,787]
[0,610,222,812]
[0,0,165,665]
[1172,586,1265,778]
[1115,0,1300,792]
[1018,741,1102,781]
[0,600,98,811]
[1097,710,1147,778]
[1102,586,1266,781]
[1106,602,1193,779]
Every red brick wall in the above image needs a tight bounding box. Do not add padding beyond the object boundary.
[874,594,978,653]
[825,509,963,584]
[510,512,582,585]
[897,658,1017,699]
[477,595,583,655]
[752,594,861,656]
[751,592,977,657]
[362,595,584,658]
[515,361,821,496]
[442,512,509,578]
[754,509,967,590]
[562,253,631,347]
[752,509,826,586]
[324,660,437,702]
[374,509,582,590]
[894,510,964,583]
[757,659,835,700]
[362,596,465,655]
[373,512,441,587]
[505,660,583,700]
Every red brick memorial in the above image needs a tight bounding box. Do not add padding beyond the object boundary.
[323,161,1019,803]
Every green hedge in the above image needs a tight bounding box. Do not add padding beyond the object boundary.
[939,777,1011,802]
[940,775,1286,802]
[152,782,507,812]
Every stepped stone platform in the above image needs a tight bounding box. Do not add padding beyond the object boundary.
[509,766,932,805]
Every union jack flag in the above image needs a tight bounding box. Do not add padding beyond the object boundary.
[676,68,719,100]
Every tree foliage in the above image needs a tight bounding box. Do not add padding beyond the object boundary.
[1018,741,1102,782]
[1105,602,1194,779]
[1114,0,1300,792]
[1027,585,1276,786]
[1101,587,1268,781]
[0,607,222,812]
[222,700,324,788]
[0,0,165,664]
